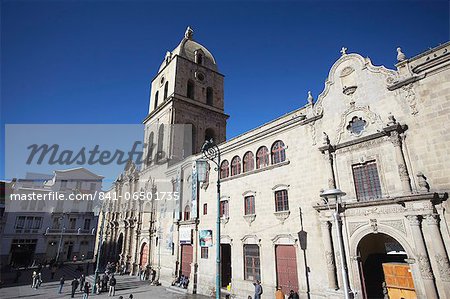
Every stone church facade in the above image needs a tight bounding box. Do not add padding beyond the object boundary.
[99,28,450,299]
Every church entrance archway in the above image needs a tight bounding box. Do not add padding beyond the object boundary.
[116,233,124,262]
[357,233,415,299]
[140,242,149,267]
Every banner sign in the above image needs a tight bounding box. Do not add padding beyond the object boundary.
[199,230,213,247]
[191,161,198,219]
[179,226,192,244]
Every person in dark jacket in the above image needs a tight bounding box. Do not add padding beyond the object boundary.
[109,275,116,296]
[71,278,79,298]
[58,275,65,294]
[288,290,300,299]
[253,280,262,299]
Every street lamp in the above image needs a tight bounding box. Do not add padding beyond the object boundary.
[196,138,221,299]
[55,214,66,262]
[93,200,107,294]
[320,189,353,299]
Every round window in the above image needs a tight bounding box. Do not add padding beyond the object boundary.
[196,72,205,82]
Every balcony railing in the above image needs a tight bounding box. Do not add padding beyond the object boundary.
[44,227,95,236]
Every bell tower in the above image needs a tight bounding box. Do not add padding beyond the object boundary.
[143,27,228,166]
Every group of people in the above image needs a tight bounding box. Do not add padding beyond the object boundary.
[138,265,156,282]
[68,275,91,298]
[250,280,300,299]
[31,270,42,289]
[171,274,189,289]
[95,272,117,296]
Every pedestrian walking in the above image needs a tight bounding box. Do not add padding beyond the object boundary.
[275,286,284,299]
[31,271,37,288]
[36,272,42,289]
[108,274,116,296]
[83,281,91,299]
[58,275,65,294]
[79,274,85,291]
[71,277,79,298]
[253,280,263,299]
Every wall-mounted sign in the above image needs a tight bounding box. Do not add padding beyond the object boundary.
[199,230,213,247]
[179,226,192,244]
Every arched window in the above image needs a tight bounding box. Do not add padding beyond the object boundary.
[184,205,190,221]
[271,140,286,164]
[205,128,215,142]
[187,80,195,99]
[231,156,241,176]
[157,124,164,160]
[195,52,203,65]
[243,151,254,173]
[164,81,169,100]
[220,160,229,179]
[154,91,159,109]
[256,146,269,169]
[206,87,213,105]
[146,132,154,165]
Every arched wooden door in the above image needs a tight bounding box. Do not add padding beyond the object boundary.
[140,243,149,266]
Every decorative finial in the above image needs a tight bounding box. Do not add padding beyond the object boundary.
[322,132,330,145]
[387,113,397,126]
[396,47,406,62]
[185,26,194,39]
[340,47,348,56]
[307,91,314,105]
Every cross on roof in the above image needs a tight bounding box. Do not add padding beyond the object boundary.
[340,47,348,56]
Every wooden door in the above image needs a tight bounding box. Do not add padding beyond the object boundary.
[275,245,299,293]
[382,263,416,299]
[181,245,193,277]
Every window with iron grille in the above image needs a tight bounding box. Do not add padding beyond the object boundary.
[201,247,208,259]
[271,140,286,164]
[275,190,289,212]
[243,152,254,173]
[220,200,229,218]
[231,156,241,176]
[244,244,261,281]
[220,160,229,179]
[256,146,269,169]
[352,161,382,201]
[244,195,255,215]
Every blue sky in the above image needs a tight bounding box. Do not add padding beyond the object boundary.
[1,0,449,180]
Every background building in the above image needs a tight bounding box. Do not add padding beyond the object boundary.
[0,167,103,267]
[101,28,450,299]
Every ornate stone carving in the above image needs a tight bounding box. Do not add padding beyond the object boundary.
[389,130,402,147]
[370,219,378,233]
[417,254,434,279]
[335,105,383,144]
[325,250,336,270]
[435,253,450,282]
[309,122,317,146]
[417,172,430,192]
[425,214,439,226]
[406,215,421,226]
[349,221,367,236]
[346,206,406,216]
[185,26,194,39]
[243,214,256,226]
[397,47,407,62]
[398,164,409,181]
[379,220,407,234]
[402,83,418,115]
[307,91,314,105]
[274,211,290,224]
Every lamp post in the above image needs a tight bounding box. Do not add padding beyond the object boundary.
[196,138,221,299]
[93,201,107,294]
[55,213,66,262]
[320,189,353,299]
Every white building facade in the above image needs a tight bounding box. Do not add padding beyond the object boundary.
[101,29,450,299]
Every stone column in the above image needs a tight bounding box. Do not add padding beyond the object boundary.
[389,130,412,193]
[426,214,450,298]
[323,150,336,189]
[321,221,338,290]
[406,215,438,298]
